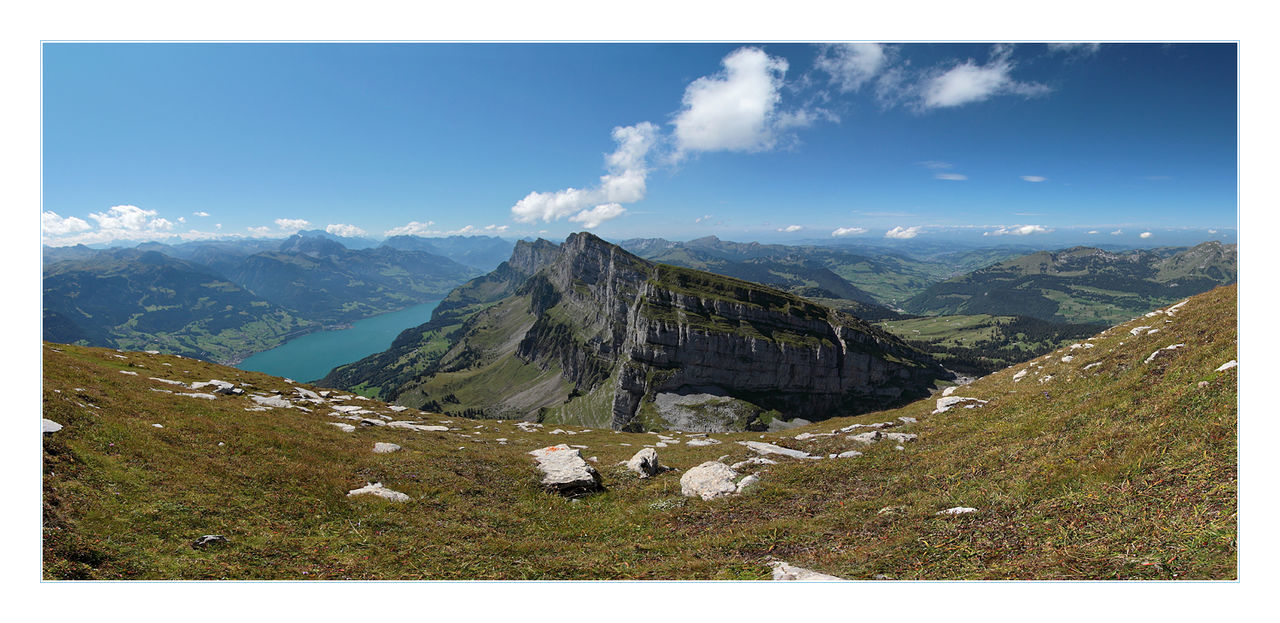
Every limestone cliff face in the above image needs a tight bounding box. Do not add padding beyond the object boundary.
[498,233,946,429]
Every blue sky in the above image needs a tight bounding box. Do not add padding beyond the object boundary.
[41,42,1237,247]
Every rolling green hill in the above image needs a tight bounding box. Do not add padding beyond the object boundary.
[876,314,1104,375]
[902,242,1236,325]
[41,285,1237,580]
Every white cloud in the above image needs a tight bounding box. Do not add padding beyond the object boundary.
[511,122,658,224]
[1139,231,1153,239]
[274,218,310,233]
[569,203,627,229]
[1087,230,1101,235]
[193,211,210,217]
[247,226,273,237]
[89,205,174,232]
[41,211,91,236]
[1020,175,1047,182]
[177,217,186,224]
[984,224,1051,236]
[695,214,713,224]
[325,223,367,238]
[778,224,803,232]
[484,224,510,233]
[920,45,1050,109]
[885,226,921,239]
[917,160,953,169]
[384,221,436,236]
[1047,43,1101,55]
[935,173,968,181]
[814,43,887,93]
[672,47,811,158]
[1208,229,1218,234]
[1110,229,1124,236]
[831,226,868,237]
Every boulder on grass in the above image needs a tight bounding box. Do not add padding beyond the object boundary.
[529,444,603,498]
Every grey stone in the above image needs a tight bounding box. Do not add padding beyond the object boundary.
[680,461,740,500]
[191,535,229,549]
[386,421,449,432]
[685,437,722,447]
[178,392,218,400]
[626,447,664,478]
[347,482,411,502]
[528,444,603,497]
[42,418,63,433]
[738,440,818,460]
[937,506,978,515]
[372,442,401,454]
[769,561,845,581]
[735,474,760,493]
[932,396,987,414]
[1216,360,1237,372]
[327,422,356,432]
[730,457,778,470]
[250,395,291,408]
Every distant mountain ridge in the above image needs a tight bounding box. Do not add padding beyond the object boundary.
[902,242,1237,325]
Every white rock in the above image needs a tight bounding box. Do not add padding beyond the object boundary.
[932,396,987,414]
[372,442,402,454]
[1083,362,1103,371]
[149,377,187,387]
[680,461,740,500]
[118,370,138,376]
[191,379,233,391]
[152,423,164,428]
[1061,355,1074,363]
[685,437,722,447]
[833,450,863,459]
[1147,328,1161,336]
[730,457,778,470]
[294,387,322,401]
[359,418,387,427]
[42,419,63,433]
[736,474,760,493]
[1039,375,1054,384]
[1144,343,1185,364]
[1129,326,1152,336]
[738,440,818,460]
[388,405,408,412]
[626,447,664,478]
[898,416,917,425]
[769,561,845,581]
[1216,360,1238,372]
[178,392,218,400]
[327,422,356,432]
[794,432,835,441]
[347,482,410,502]
[251,395,292,408]
[937,506,978,515]
[1166,300,1190,315]
[528,444,602,497]
[332,405,364,413]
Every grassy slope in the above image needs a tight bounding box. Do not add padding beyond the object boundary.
[42,286,1236,580]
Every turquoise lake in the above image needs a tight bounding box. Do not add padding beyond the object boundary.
[236,300,441,383]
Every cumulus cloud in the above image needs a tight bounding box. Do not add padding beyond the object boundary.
[41,211,91,236]
[885,226,921,239]
[831,226,868,237]
[385,221,436,236]
[814,43,887,93]
[919,45,1050,109]
[778,225,803,232]
[984,224,1051,236]
[511,122,658,224]
[193,211,210,217]
[89,205,175,233]
[935,173,968,181]
[325,223,367,238]
[246,226,273,237]
[672,47,821,158]
[1020,175,1047,182]
[569,203,626,229]
[1110,229,1124,236]
[274,218,310,233]
[1087,230,1101,235]
[1139,231,1153,239]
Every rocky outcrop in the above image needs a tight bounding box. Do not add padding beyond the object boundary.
[361,232,948,430]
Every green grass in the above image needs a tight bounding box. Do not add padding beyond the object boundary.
[42,285,1237,580]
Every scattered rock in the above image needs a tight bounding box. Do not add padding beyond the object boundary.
[327,422,356,433]
[388,405,408,412]
[794,432,835,441]
[294,387,322,401]
[191,535,229,549]
[359,418,386,427]
[941,386,957,397]
[626,448,665,478]
[932,396,987,414]
[680,461,740,500]
[528,444,603,498]
[250,395,291,408]
[1061,355,1074,363]
[331,405,364,413]
[152,423,164,428]
[1012,369,1028,382]
[149,377,187,387]
[1144,343,1185,364]
[1216,360,1238,372]
[730,457,778,470]
[385,421,449,432]
[829,450,863,459]
[1083,362,1103,371]
[372,442,401,454]
[191,379,234,392]
[736,474,760,493]
[769,561,845,581]
[118,370,138,376]
[937,506,978,515]
[347,482,411,502]
[178,392,218,400]
[738,440,818,460]
[1129,325,1152,336]
[897,416,917,425]
[42,419,63,434]
[685,437,722,447]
